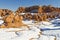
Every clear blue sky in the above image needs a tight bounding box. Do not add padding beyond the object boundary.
[0,0,60,11]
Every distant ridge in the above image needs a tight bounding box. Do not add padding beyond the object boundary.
[16,5,60,13]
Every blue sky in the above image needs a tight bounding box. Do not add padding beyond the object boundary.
[0,0,60,11]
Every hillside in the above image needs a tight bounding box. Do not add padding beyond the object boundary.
[0,5,60,40]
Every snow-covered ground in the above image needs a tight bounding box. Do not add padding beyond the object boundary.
[0,18,60,40]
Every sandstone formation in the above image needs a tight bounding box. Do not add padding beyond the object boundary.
[0,9,28,28]
[0,5,60,28]
[0,9,13,17]
[16,5,60,21]
[15,7,25,14]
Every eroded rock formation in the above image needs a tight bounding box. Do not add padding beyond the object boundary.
[16,5,60,21]
[0,9,13,17]
[15,7,25,14]
[0,5,60,28]
[0,9,28,28]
